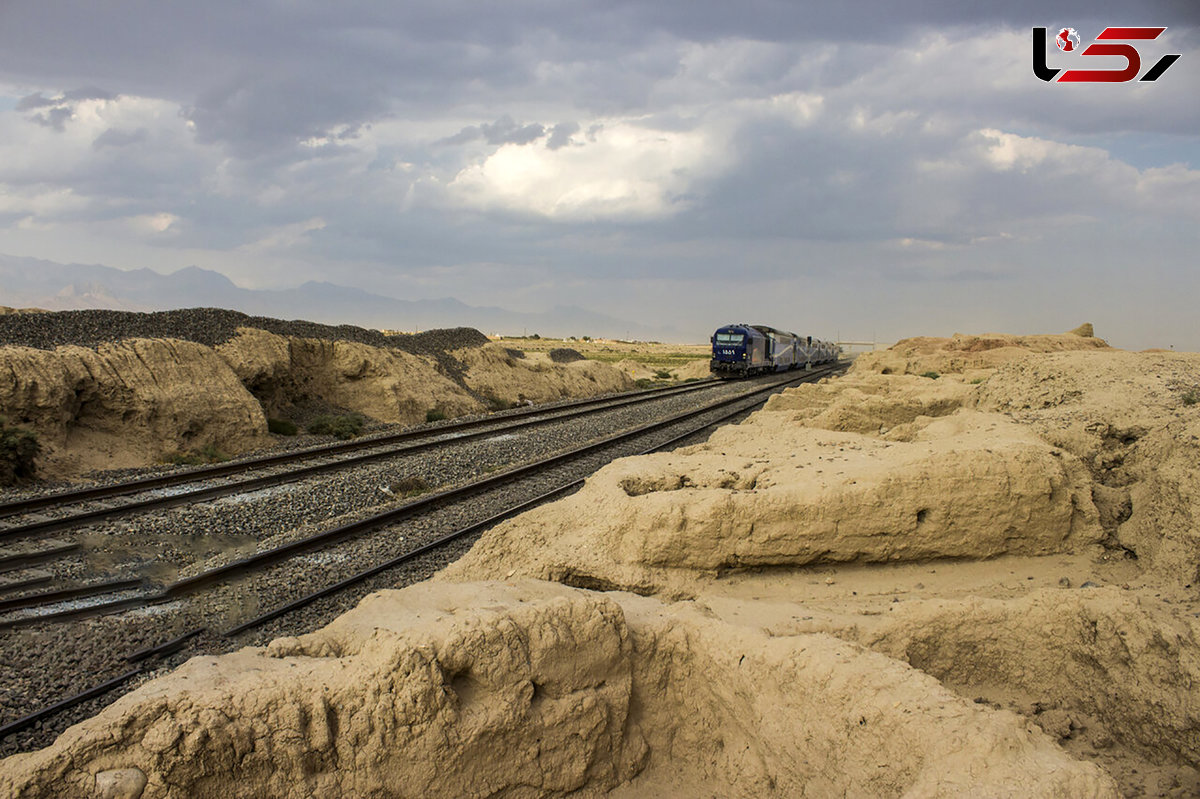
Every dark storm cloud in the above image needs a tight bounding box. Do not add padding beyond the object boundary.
[546,122,579,150]
[15,92,55,110]
[441,116,547,147]
[0,0,1195,350]
[28,105,73,130]
[1,0,1193,154]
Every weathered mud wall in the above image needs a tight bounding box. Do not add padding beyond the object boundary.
[0,339,268,475]
[0,323,637,478]
[452,343,634,406]
[440,410,1103,596]
[215,328,483,424]
[0,581,1117,798]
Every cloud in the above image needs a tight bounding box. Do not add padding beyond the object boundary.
[0,3,1195,348]
[447,118,720,220]
[546,121,579,149]
[92,127,148,149]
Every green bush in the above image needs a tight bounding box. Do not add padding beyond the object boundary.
[920,371,941,380]
[654,369,673,380]
[1183,389,1199,406]
[634,378,656,389]
[969,377,985,385]
[426,408,447,423]
[166,442,229,466]
[308,413,366,440]
[267,417,298,436]
[0,419,40,485]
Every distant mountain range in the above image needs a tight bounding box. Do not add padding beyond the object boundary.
[0,254,682,341]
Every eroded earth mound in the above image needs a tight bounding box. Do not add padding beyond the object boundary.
[0,313,634,477]
[0,581,1117,798]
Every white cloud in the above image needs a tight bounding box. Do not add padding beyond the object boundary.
[447,120,720,220]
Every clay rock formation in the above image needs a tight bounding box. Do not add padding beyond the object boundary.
[760,371,972,434]
[852,331,1110,377]
[973,349,1200,584]
[847,587,1200,769]
[0,339,267,475]
[0,581,1117,798]
[441,411,1103,595]
[0,320,637,477]
[453,343,634,406]
[215,328,482,424]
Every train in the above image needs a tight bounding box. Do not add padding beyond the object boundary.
[710,323,838,377]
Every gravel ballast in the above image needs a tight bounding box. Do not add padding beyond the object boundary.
[0,372,835,756]
[0,307,489,355]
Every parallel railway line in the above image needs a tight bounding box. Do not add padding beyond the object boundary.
[0,364,842,753]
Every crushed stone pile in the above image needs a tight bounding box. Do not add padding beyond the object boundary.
[0,307,489,356]
[547,347,585,363]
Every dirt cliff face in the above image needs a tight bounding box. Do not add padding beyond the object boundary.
[439,409,1103,595]
[0,581,1116,798]
[0,339,268,475]
[438,334,1200,794]
[852,330,1110,378]
[0,322,637,479]
[453,343,634,406]
[215,328,484,424]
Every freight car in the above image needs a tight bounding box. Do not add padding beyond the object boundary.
[710,323,838,377]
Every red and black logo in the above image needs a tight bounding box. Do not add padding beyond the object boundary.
[1033,27,1180,82]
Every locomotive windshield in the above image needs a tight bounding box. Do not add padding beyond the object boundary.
[715,332,743,344]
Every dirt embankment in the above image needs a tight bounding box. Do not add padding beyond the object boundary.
[0,313,634,478]
[5,325,1199,797]
[0,581,1116,799]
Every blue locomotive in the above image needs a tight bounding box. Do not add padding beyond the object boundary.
[710,324,838,377]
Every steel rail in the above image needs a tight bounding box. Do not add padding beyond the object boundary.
[0,364,841,743]
[0,367,834,631]
[0,378,717,520]
[0,378,730,542]
[0,578,145,614]
[0,542,80,574]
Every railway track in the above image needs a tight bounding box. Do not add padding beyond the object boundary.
[0,378,722,541]
[0,364,842,752]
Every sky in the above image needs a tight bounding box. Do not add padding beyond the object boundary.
[0,1,1197,348]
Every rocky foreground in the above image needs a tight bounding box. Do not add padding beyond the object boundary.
[3,327,1200,797]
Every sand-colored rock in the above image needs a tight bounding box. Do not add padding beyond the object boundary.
[0,339,267,475]
[972,349,1200,584]
[847,587,1200,768]
[454,343,634,406]
[760,371,973,434]
[215,328,482,424]
[852,331,1110,377]
[0,581,1117,798]
[611,358,657,381]
[441,410,1103,596]
[668,359,710,380]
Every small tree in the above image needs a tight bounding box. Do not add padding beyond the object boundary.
[0,418,40,485]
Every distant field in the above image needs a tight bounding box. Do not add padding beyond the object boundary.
[492,336,710,369]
